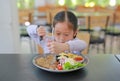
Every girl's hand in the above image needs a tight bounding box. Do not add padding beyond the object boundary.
[47,41,69,54]
[36,26,46,37]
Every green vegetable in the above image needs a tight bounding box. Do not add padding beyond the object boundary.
[63,62,85,70]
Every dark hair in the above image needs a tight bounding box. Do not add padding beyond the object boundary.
[53,11,78,32]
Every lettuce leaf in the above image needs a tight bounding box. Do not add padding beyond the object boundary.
[63,62,85,70]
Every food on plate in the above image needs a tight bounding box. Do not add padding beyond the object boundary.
[35,52,85,70]
[35,54,57,70]
[56,53,85,70]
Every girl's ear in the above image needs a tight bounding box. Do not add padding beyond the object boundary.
[73,30,78,38]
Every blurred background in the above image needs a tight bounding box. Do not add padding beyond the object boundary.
[0,0,120,54]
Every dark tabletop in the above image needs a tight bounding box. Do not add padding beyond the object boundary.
[0,54,120,81]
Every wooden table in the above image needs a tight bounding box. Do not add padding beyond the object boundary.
[0,54,120,81]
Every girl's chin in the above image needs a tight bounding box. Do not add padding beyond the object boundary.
[55,39,67,43]
[56,41,65,43]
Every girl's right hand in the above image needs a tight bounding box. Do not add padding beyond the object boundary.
[36,26,46,37]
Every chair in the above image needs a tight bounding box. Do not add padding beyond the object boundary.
[37,5,52,12]
[75,6,95,28]
[106,12,120,53]
[76,32,90,54]
[86,15,110,53]
[46,8,67,25]
[37,32,90,54]
[18,9,33,25]
[75,6,95,13]
[37,5,52,25]
[94,6,115,24]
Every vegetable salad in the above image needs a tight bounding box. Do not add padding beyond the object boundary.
[56,53,85,70]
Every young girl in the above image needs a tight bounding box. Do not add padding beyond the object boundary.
[27,11,87,54]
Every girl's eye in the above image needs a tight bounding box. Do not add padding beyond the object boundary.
[64,34,69,36]
[56,33,60,35]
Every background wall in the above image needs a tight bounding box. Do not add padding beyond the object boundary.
[0,0,20,53]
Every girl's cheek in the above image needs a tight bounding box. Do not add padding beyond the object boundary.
[55,38,59,42]
[54,36,59,41]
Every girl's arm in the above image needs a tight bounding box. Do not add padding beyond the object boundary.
[26,25,42,44]
[67,38,87,52]
[47,38,87,54]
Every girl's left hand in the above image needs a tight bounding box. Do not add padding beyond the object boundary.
[47,41,69,54]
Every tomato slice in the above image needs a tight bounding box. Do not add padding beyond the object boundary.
[74,56,83,61]
[57,64,63,70]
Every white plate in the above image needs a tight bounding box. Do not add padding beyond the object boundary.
[32,54,89,73]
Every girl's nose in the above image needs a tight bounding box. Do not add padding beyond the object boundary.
[59,35,65,43]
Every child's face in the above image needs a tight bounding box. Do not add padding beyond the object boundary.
[54,22,77,43]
